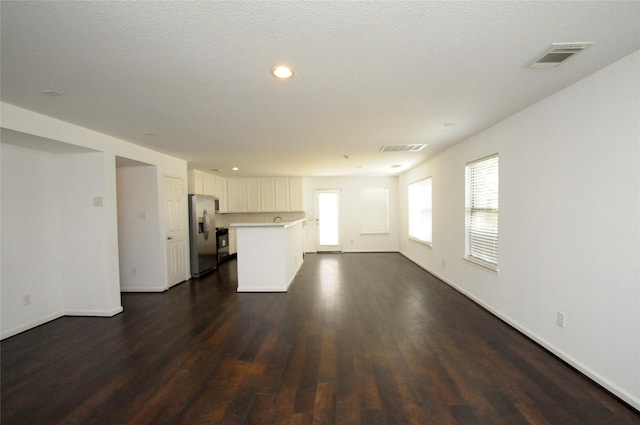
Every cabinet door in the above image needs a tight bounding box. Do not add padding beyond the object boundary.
[289,177,303,211]
[227,179,247,212]
[214,175,228,212]
[202,172,216,196]
[246,178,261,212]
[189,170,204,194]
[275,178,290,211]
[261,178,276,211]
[229,228,237,254]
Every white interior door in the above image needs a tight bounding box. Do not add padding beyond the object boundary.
[315,189,341,252]
[163,176,187,286]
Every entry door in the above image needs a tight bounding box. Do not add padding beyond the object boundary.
[315,189,341,252]
[163,176,187,287]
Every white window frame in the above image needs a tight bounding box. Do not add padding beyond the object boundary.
[408,177,432,246]
[465,154,499,272]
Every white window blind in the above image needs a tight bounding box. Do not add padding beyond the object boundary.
[360,188,389,234]
[465,154,499,270]
[408,177,432,245]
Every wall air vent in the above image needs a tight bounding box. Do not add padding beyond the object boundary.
[530,42,593,68]
[379,144,427,152]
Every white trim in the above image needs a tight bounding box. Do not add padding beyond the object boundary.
[237,286,289,292]
[463,256,499,273]
[64,306,123,317]
[400,251,640,412]
[409,236,433,248]
[0,312,65,340]
[120,286,168,293]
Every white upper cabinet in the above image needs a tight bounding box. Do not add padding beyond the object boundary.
[261,178,276,211]
[188,170,228,211]
[188,170,204,195]
[202,172,216,197]
[246,178,261,212]
[214,175,228,212]
[274,178,290,211]
[289,177,303,211]
[226,177,304,213]
[227,178,247,212]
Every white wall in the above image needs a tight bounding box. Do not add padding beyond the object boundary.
[303,176,399,253]
[59,151,122,316]
[116,165,165,292]
[1,143,65,335]
[1,103,189,338]
[399,50,640,409]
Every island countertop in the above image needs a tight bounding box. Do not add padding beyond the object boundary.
[230,218,306,229]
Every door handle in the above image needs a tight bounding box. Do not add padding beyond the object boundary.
[167,236,173,240]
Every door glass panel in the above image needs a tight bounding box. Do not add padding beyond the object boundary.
[318,192,339,245]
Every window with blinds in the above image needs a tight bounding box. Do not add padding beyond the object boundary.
[408,177,432,245]
[465,154,499,271]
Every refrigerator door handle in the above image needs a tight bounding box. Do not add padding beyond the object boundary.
[203,209,210,240]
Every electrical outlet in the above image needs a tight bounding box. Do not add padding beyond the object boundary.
[442,260,446,268]
[23,294,31,306]
[132,268,137,276]
[556,311,566,328]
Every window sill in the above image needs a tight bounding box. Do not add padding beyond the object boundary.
[409,237,432,248]
[463,256,499,274]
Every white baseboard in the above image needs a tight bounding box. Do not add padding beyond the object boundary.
[1,306,123,340]
[237,286,288,292]
[120,286,167,292]
[64,306,123,317]
[399,251,640,412]
[1,312,65,340]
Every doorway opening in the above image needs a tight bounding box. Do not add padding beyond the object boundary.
[315,189,341,252]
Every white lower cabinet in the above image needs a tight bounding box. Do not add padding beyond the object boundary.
[229,228,237,255]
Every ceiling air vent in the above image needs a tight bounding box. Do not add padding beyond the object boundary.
[379,144,427,152]
[530,42,593,68]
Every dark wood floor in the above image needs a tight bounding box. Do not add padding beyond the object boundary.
[2,253,638,425]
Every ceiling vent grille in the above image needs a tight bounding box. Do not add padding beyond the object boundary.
[530,42,593,68]
[379,144,427,152]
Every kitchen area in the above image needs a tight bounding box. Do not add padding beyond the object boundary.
[187,170,306,290]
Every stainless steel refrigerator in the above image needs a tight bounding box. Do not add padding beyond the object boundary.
[188,194,218,277]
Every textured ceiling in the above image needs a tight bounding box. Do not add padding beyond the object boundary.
[1,1,639,177]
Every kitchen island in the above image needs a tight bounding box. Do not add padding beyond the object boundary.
[230,219,305,292]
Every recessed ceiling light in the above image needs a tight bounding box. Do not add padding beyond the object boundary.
[271,65,294,79]
[391,164,403,168]
[40,89,62,96]
[232,167,239,171]
[143,131,156,136]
